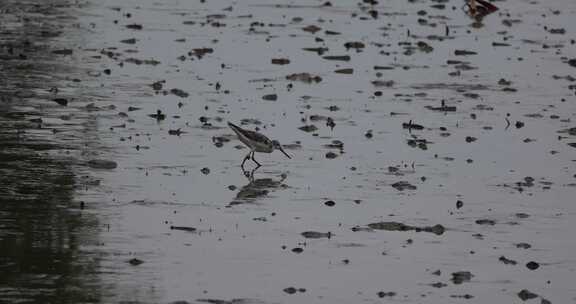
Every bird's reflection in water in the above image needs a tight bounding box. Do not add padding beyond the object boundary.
[228,167,288,206]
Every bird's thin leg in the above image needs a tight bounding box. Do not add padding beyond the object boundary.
[251,151,261,167]
[241,151,251,169]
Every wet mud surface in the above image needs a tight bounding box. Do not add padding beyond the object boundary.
[1,0,576,303]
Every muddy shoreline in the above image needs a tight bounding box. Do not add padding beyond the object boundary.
[1,0,576,303]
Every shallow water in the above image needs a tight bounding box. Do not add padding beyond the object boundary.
[1,0,576,303]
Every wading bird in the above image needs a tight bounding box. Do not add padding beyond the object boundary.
[228,122,291,169]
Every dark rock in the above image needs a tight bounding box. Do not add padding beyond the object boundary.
[191,48,214,58]
[456,200,463,209]
[334,68,353,74]
[454,49,477,56]
[367,221,444,235]
[402,120,424,130]
[324,200,335,207]
[299,125,318,132]
[368,222,412,231]
[53,98,68,106]
[128,258,144,266]
[291,247,303,253]
[302,47,329,55]
[526,261,539,270]
[451,271,473,284]
[365,130,373,138]
[475,219,496,225]
[302,25,321,33]
[391,181,417,191]
[170,226,196,232]
[124,57,161,66]
[344,41,365,50]
[201,167,210,175]
[450,294,474,299]
[324,140,344,149]
[417,41,434,53]
[323,55,351,61]
[52,49,73,55]
[430,282,448,288]
[120,38,137,44]
[517,289,538,301]
[424,224,446,235]
[301,231,331,239]
[262,94,278,101]
[407,139,429,150]
[126,23,143,30]
[371,80,394,87]
[283,287,297,294]
[286,73,322,83]
[425,101,456,112]
[516,243,532,249]
[170,88,189,98]
[87,159,117,169]
[148,110,165,120]
[150,81,164,91]
[168,129,183,136]
[374,65,395,70]
[350,226,372,232]
[548,28,565,34]
[499,256,518,265]
[196,299,252,304]
[325,152,338,159]
[271,58,290,65]
[377,291,396,298]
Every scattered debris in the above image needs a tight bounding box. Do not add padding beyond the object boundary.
[451,271,473,284]
[87,159,118,169]
[301,231,331,239]
[391,181,417,191]
[128,258,144,266]
[367,221,445,235]
[170,226,196,232]
[517,289,538,301]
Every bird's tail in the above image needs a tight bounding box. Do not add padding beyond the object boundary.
[227,121,242,133]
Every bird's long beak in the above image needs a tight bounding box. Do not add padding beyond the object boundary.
[277,145,291,159]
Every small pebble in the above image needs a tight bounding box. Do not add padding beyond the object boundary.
[526,261,540,270]
[456,200,463,209]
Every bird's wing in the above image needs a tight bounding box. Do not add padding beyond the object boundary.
[228,122,272,147]
[240,128,272,145]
